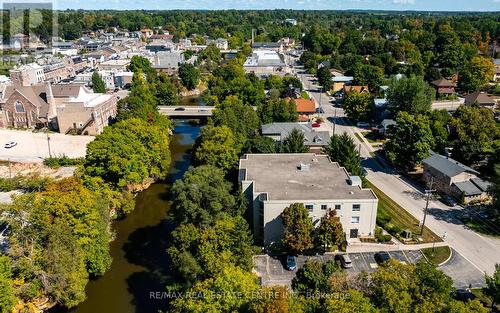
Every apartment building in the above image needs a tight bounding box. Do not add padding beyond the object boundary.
[239,154,378,247]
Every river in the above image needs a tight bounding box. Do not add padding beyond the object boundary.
[65,120,201,313]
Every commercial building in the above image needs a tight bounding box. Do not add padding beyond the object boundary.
[239,154,378,247]
[243,49,289,77]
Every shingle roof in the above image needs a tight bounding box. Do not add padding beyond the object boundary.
[293,98,316,113]
[453,181,483,196]
[431,78,456,87]
[470,177,492,192]
[464,91,496,106]
[261,122,330,146]
[423,153,479,178]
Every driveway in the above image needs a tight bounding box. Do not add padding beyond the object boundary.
[0,129,94,162]
[296,69,500,276]
[254,249,483,289]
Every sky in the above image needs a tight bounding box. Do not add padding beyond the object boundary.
[3,0,500,11]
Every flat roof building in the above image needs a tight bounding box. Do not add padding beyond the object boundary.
[239,154,378,247]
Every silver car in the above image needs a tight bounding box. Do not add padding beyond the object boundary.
[337,254,353,269]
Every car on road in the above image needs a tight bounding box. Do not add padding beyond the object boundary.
[4,141,17,149]
[286,255,297,271]
[174,107,186,111]
[336,254,353,269]
[198,109,208,113]
[441,195,457,207]
[374,252,391,264]
[356,122,371,128]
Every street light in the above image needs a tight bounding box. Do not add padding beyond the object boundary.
[46,134,52,158]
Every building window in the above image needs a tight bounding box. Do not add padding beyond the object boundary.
[15,100,25,113]
[352,204,361,212]
[321,204,327,210]
[335,204,341,210]
[351,216,360,224]
[305,204,313,212]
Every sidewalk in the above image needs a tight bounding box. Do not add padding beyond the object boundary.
[346,241,449,253]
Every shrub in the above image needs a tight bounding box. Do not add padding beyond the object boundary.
[43,156,85,168]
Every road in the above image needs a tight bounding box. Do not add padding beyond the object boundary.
[0,129,93,162]
[296,68,500,275]
[158,106,215,117]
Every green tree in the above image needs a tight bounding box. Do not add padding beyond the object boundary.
[281,128,309,153]
[257,99,298,124]
[449,105,499,165]
[0,257,16,313]
[281,203,314,253]
[351,63,384,92]
[129,55,156,79]
[199,44,222,64]
[323,290,375,313]
[292,260,340,294]
[343,91,374,122]
[193,125,240,172]
[323,132,363,176]
[385,112,435,170]
[212,95,260,144]
[485,264,500,311]
[316,209,344,251]
[85,118,171,188]
[242,136,277,154]
[387,75,434,114]
[429,109,451,154]
[91,71,106,93]
[459,56,495,93]
[179,63,200,90]
[155,73,179,106]
[171,165,236,227]
[317,66,332,91]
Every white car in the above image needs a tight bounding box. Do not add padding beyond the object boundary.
[4,141,17,149]
[356,122,370,128]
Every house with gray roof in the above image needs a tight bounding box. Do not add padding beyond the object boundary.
[422,153,491,204]
[261,122,330,153]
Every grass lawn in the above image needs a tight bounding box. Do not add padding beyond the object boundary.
[361,131,385,144]
[421,246,451,265]
[366,180,442,243]
[301,91,310,99]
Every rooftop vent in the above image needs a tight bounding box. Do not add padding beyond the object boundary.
[298,163,310,171]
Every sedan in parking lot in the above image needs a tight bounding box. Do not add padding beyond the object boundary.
[336,254,353,269]
[374,251,391,264]
[4,141,17,149]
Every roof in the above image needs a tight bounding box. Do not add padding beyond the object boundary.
[432,78,456,88]
[436,88,456,94]
[470,177,492,192]
[423,153,479,178]
[331,76,353,83]
[243,50,285,67]
[261,122,330,146]
[343,85,369,94]
[239,154,377,201]
[380,119,396,128]
[464,91,496,106]
[453,181,483,196]
[293,98,316,113]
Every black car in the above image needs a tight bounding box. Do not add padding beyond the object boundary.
[455,289,474,301]
[374,251,391,264]
[174,107,186,111]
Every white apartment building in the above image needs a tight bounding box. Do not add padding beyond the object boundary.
[239,154,378,247]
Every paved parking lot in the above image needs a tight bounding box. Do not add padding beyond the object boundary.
[254,249,483,289]
[0,129,94,162]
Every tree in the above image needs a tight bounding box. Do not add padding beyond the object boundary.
[387,75,434,114]
[385,112,434,170]
[323,132,363,176]
[323,290,375,313]
[281,128,309,153]
[170,165,236,227]
[91,71,106,93]
[178,63,200,90]
[193,125,240,172]
[317,66,332,91]
[128,55,156,79]
[343,91,374,122]
[242,136,277,154]
[257,99,298,124]
[485,264,500,311]
[449,105,499,165]
[0,257,16,313]
[155,72,179,106]
[351,63,384,92]
[490,164,500,225]
[316,209,344,251]
[212,95,260,144]
[429,109,451,154]
[281,203,314,253]
[292,260,340,294]
[199,44,221,64]
[247,286,290,313]
[459,56,495,93]
[85,118,171,188]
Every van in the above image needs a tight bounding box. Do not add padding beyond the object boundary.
[337,254,352,269]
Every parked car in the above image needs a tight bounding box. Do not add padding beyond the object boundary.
[336,254,353,269]
[441,195,457,207]
[174,107,186,111]
[455,289,474,301]
[4,141,17,149]
[286,255,297,271]
[315,107,324,113]
[356,122,370,128]
[311,123,321,128]
[374,251,391,264]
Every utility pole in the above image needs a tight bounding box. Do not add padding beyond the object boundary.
[421,177,436,235]
[8,158,12,179]
[46,133,52,158]
[333,107,337,135]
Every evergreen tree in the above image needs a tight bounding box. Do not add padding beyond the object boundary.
[91,71,106,93]
[323,132,363,176]
[281,128,309,153]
